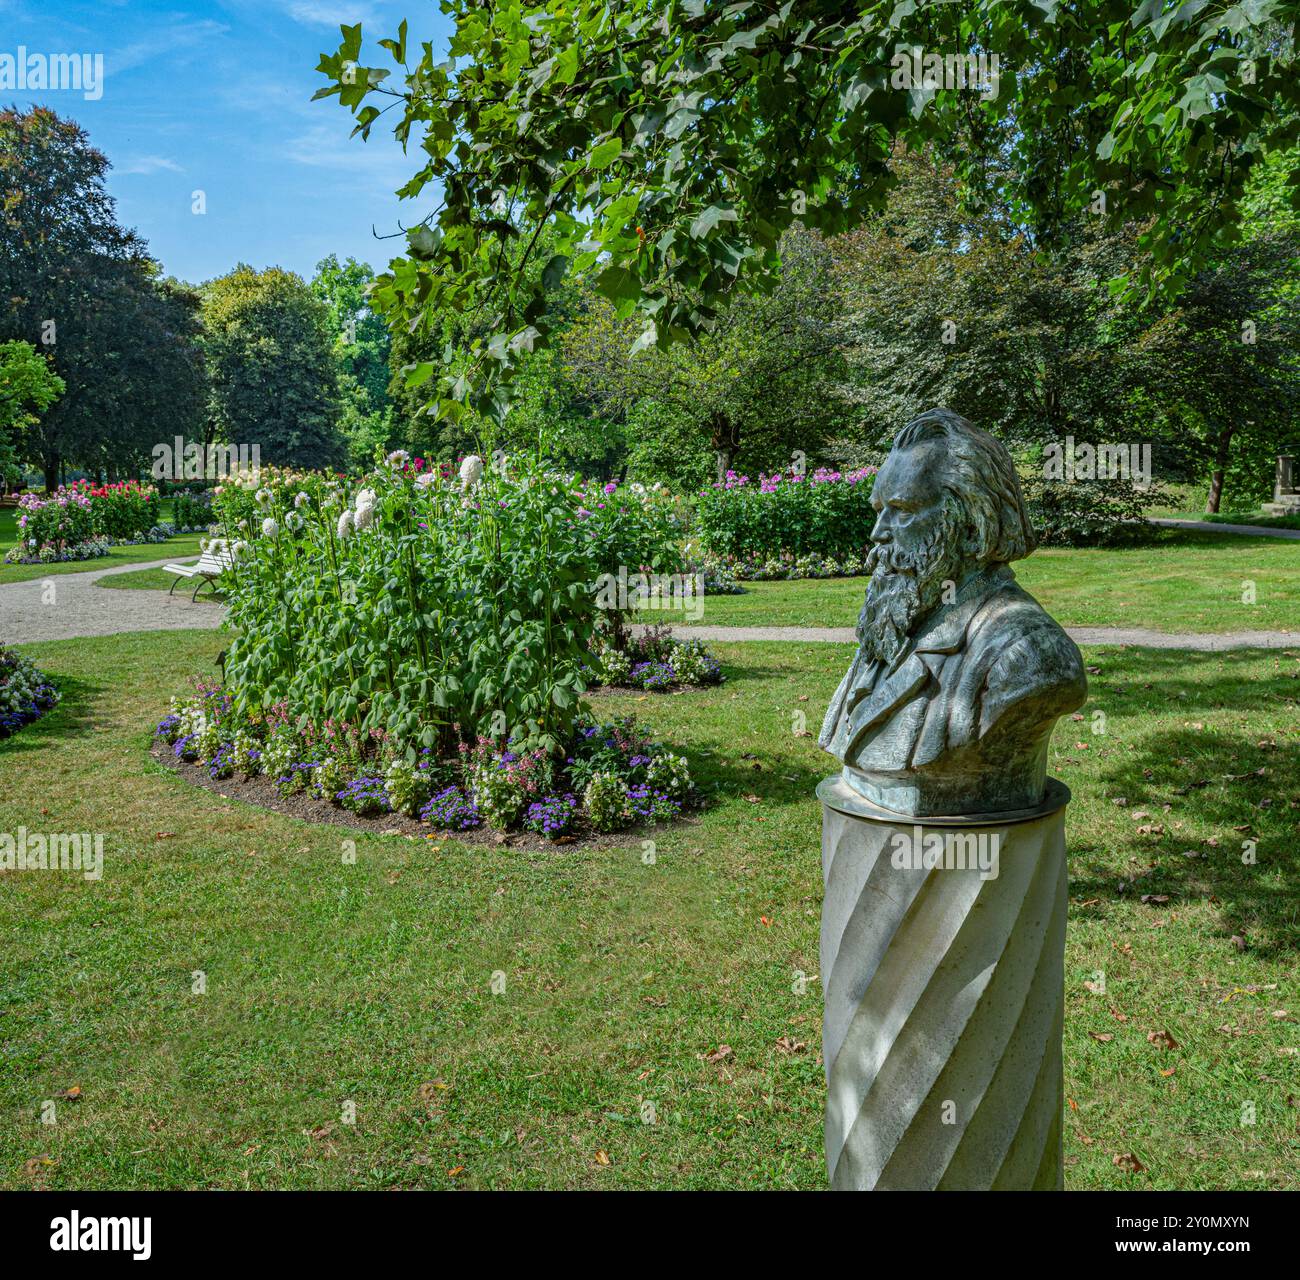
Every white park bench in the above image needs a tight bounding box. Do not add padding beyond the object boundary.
[164,545,233,601]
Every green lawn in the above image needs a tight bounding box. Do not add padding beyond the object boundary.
[2,630,1296,1189]
[682,530,1299,633]
[1147,504,1300,532]
[0,502,204,586]
[96,563,219,597]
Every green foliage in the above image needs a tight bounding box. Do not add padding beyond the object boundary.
[0,108,207,487]
[694,466,877,561]
[212,454,685,758]
[0,339,63,483]
[1129,231,1300,511]
[832,150,1147,451]
[202,265,346,471]
[315,2,1300,418]
[1019,473,1160,549]
[562,230,847,479]
[170,489,215,529]
[311,254,395,468]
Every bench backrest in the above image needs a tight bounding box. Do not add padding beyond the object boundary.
[195,547,233,575]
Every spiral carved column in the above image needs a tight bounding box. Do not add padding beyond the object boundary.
[818,775,1069,1191]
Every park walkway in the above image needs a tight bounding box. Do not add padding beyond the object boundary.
[1149,517,1300,540]
[0,556,222,646]
[1,556,1295,650]
[671,624,1297,650]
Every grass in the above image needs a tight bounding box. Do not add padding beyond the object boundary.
[681,530,1300,633]
[1,629,1297,1190]
[0,503,204,586]
[96,564,219,597]
[1146,502,1300,531]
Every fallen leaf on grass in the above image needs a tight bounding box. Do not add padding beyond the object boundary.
[703,1045,733,1064]
[1147,1029,1179,1051]
[1113,1152,1145,1173]
[1088,1032,1114,1043]
[775,1036,807,1055]
[593,1150,612,1167]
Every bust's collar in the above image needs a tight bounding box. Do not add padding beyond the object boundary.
[910,562,1015,656]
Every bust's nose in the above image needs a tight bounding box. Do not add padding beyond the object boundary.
[869,509,892,544]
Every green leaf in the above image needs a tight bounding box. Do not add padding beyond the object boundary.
[588,138,623,170]
[690,204,738,239]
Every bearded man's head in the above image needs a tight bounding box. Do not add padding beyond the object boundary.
[856,410,1035,664]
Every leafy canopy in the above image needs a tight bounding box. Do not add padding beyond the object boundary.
[316,1,1300,422]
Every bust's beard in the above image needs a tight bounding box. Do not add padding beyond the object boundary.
[856,532,961,665]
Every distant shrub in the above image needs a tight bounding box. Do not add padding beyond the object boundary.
[1019,473,1160,548]
[73,480,161,540]
[171,488,215,529]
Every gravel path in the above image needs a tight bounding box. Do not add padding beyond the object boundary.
[1,556,224,645]
[671,624,1298,651]
[2,560,1294,650]
[1148,517,1300,539]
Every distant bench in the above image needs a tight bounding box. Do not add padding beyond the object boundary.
[164,546,233,601]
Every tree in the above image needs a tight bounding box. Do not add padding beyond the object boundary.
[562,230,847,484]
[310,254,394,467]
[0,339,63,487]
[1131,232,1300,512]
[0,107,206,488]
[316,2,1300,422]
[202,266,346,470]
[831,147,1148,452]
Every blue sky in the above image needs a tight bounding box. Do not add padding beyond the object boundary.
[1,0,453,284]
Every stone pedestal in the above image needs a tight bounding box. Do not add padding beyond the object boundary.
[818,774,1070,1190]
[1264,454,1300,516]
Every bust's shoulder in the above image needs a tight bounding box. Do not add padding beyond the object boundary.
[967,582,1084,694]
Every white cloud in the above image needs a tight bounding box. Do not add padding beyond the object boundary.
[285,1,385,27]
[111,18,229,75]
[117,154,184,175]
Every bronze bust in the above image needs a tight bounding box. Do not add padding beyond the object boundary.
[820,409,1086,816]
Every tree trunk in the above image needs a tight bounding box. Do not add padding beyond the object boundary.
[711,413,739,483]
[1205,425,1235,514]
[43,453,60,494]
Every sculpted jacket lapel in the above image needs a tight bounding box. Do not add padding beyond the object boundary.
[840,566,1014,769]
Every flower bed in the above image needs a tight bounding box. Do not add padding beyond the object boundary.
[698,549,869,581]
[694,465,877,561]
[592,624,724,692]
[5,479,204,565]
[210,453,685,755]
[154,686,696,844]
[72,479,161,541]
[0,645,61,737]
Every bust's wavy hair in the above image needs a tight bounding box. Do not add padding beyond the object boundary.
[893,408,1036,564]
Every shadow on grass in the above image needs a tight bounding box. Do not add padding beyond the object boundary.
[1078,728,1300,957]
[0,671,106,756]
[1085,647,1300,716]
